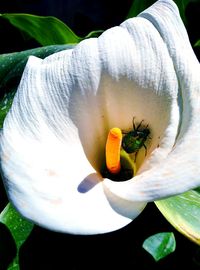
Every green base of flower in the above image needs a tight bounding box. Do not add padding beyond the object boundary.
[101,149,136,181]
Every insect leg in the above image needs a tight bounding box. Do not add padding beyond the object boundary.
[132,117,136,130]
[134,151,138,162]
[143,143,147,156]
[136,119,144,130]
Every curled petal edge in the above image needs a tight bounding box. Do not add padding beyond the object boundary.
[104,0,200,202]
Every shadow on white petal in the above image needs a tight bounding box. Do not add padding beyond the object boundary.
[77,173,146,219]
[77,173,102,193]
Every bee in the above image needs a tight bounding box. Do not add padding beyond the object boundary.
[122,117,150,157]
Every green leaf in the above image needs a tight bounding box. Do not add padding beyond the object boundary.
[0,203,34,270]
[142,232,176,261]
[1,13,81,46]
[194,40,200,47]
[84,30,104,39]
[8,259,19,270]
[0,44,74,93]
[155,189,200,245]
[0,91,15,128]
[0,45,74,128]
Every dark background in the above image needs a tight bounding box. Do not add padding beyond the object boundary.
[0,0,200,269]
[0,0,199,57]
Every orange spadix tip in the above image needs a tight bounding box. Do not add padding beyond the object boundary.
[105,127,122,174]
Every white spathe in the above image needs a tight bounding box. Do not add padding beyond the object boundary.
[0,0,200,234]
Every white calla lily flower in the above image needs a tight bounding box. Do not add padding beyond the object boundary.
[1,0,200,235]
